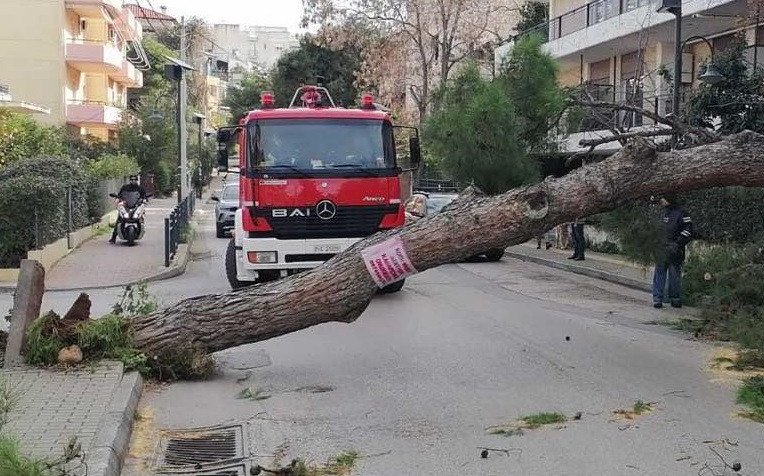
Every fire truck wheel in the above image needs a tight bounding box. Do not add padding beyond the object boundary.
[379,279,405,294]
[225,239,250,290]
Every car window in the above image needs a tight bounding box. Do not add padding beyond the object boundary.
[426,195,457,214]
[221,185,239,200]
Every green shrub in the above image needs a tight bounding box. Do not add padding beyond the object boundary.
[737,376,764,423]
[85,153,139,180]
[682,187,764,243]
[594,200,664,266]
[0,110,65,167]
[0,156,92,267]
[588,240,621,254]
[681,242,764,367]
[152,159,176,196]
[0,435,50,476]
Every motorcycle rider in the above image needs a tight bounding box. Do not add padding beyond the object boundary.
[109,175,147,244]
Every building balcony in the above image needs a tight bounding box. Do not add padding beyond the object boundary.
[116,6,142,41]
[65,0,122,20]
[495,0,745,66]
[66,100,122,127]
[66,40,123,74]
[112,60,143,87]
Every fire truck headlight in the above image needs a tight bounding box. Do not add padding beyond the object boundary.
[247,251,277,263]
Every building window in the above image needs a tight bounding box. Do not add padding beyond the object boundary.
[623,0,650,13]
[588,0,618,26]
[713,32,742,53]
[620,51,645,127]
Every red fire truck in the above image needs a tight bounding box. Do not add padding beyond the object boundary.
[216,85,421,292]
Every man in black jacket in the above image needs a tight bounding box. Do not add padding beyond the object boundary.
[109,175,147,243]
[652,194,693,308]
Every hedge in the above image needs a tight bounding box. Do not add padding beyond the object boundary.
[682,187,764,243]
[0,156,94,268]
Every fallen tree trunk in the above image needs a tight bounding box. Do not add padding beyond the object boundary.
[131,131,764,367]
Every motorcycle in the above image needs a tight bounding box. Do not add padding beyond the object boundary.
[109,191,152,246]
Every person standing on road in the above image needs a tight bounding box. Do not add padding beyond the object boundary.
[109,175,147,244]
[568,218,586,261]
[652,193,693,308]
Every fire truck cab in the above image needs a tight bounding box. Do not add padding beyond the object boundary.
[216,85,421,292]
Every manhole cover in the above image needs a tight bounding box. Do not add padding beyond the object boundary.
[154,424,246,473]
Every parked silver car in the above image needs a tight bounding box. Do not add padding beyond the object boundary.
[211,182,239,238]
[404,191,505,261]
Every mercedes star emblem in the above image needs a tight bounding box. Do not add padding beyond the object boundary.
[315,200,336,220]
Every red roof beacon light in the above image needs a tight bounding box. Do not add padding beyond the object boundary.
[260,91,275,108]
[361,93,375,110]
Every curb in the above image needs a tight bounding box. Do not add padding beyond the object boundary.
[505,251,652,293]
[86,370,144,476]
[0,221,197,293]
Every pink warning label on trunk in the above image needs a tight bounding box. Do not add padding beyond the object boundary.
[361,236,417,288]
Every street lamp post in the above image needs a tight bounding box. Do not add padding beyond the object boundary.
[657,0,683,116]
[192,113,205,199]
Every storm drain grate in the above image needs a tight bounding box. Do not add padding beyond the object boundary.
[154,424,247,474]
[155,462,248,475]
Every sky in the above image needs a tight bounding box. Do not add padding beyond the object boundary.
[133,0,310,35]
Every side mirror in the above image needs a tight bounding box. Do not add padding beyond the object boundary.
[211,196,220,202]
[217,142,228,172]
[217,129,231,143]
[109,193,118,198]
[145,193,154,199]
[409,136,421,165]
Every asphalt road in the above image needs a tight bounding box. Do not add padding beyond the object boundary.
[3,196,761,476]
[122,200,763,476]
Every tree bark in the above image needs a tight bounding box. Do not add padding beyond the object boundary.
[131,132,764,359]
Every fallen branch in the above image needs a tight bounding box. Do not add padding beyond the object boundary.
[579,129,674,147]
[572,100,720,144]
[131,131,764,375]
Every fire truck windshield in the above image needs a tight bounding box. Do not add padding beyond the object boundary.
[248,119,395,173]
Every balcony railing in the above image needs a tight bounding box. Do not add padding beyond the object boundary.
[66,100,123,126]
[514,0,656,44]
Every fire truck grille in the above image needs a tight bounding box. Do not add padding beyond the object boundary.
[257,205,398,239]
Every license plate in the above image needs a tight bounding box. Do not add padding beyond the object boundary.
[313,244,341,253]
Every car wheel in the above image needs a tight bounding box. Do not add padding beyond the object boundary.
[216,223,225,238]
[484,248,505,262]
[378,279,405,294]
[225,239,251,290]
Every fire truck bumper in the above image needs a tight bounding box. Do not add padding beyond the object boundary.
[235,236,362,281]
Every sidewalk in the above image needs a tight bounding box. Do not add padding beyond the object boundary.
[506,242,654,293]
[0,362,142,476]
[0,183,221,475]
[0,186,216,292]
[41,196,186,291]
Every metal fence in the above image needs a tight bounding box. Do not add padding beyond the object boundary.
[164,193,196,267]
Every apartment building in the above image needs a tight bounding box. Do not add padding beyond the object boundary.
[495,0,764,153]
[211,24,299,72]
[0,0,147,142]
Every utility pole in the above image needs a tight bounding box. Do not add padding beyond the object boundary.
[178,15,189,204]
